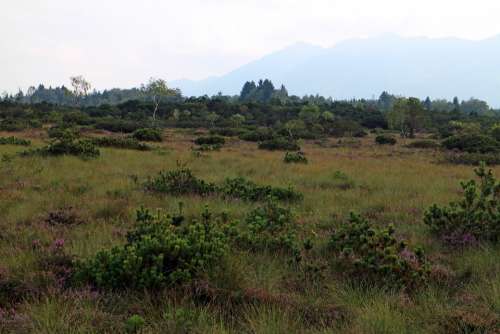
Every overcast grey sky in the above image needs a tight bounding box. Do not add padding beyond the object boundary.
[2,0,500,93]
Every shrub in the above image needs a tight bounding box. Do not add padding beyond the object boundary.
[443,152,500,166]
[375,135,397,145]
[94,118,143,133]
[258,137,300,151]
[210,128,246,137]
[406,140,440,149]
[352,130,368,138]
[44,207,82,226]
[47,126,79,139]
[329,213,430,289]
[125,315,146,334]
[192,143,222,152]
[491,126,500,141]
[233,201,299,253]
[194,135,225,146]
[424,163,500,245]
[0,136,31,146]
[132,128,163,142]
[144,167,216,196]
[91,136,151,151]
[442,134,499,153]
[239,128,274,142]
[22,132,99,159]
[219,177,303,202]
[76,207,228,289]
[284,151,308,164]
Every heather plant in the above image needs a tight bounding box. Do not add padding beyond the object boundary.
[144,167,216,196]
[329,213,430,289]
[375,134,397,145]
[132,128,163,142]
[219,177,303,202]
[424,163,500,245]
[0,136,31,146]
[258,137,300,151]
[283,151,308,164]
[91,136,151,151]
[76,206,228,289]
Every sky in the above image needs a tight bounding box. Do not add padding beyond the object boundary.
[2,0,500,93]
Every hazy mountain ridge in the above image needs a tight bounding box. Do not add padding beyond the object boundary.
[171,35,500,106]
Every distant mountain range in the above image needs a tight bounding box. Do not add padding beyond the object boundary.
[171,35,500,106]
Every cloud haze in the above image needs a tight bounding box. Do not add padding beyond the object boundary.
[2,0,500,92]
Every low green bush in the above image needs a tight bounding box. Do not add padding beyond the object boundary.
[209,128,246,137]
[442,134,499,153]
[284,151,308,164]
[47,126,80,139]
[76,207,228,289]
[258,137,300,151]
[443,152,500,166]
[219,177,303,202]
[375,135,397,145]
[91,136,151,151]
[232,201,299,253]
[239,128,274,142]
[132,128,163,142]
[329,213,430,289]
[22,132,99,159]
[94,118,143,133]
[0,136,31,146]
[406,140,440,149]
[194,135,225,146]
[144,167,216,196]
[424,163,500,245]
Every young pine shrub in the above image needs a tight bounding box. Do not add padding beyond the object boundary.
[258,137,300,151]
[424,163,500,246]
[443,152,500,166]
[375,134,397,145]
[329,213,430,289]
[230,200,299,254]
[405,140,440,149]
[91,136,151,151]
[22,130,99,159]
[194,135,225,146]
[76,207,228,289]
[442,133,499,153]
[219,177,303,202]
[0,136,31,146]
[132,128,163,142]
[283,151,308,164]
[144,167,216,196]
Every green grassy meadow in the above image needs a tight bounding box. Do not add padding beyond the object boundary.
[0,129,498,333]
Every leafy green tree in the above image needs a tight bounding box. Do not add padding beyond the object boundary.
[299,104,321,123]
[141,78,176,123]
[69,75,91,106]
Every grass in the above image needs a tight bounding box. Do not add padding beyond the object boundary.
[0,129,499,333]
